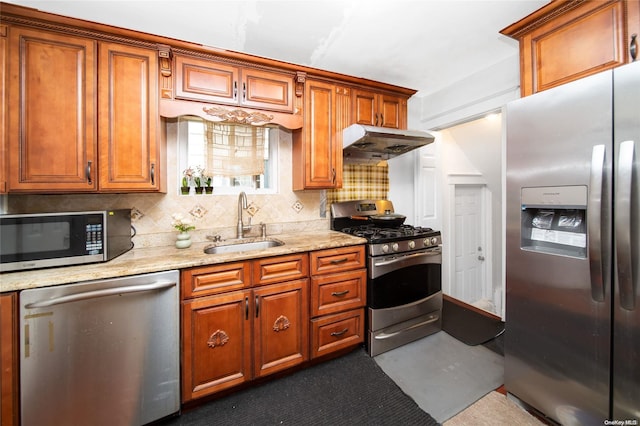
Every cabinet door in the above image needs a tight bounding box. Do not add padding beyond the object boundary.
[503,0,639,96]
[8,27,97,192]
[253,279,308,378]
[352,88,376,126]
[293,79,337,189]
[182,290,252,402]
[98,42,160,191]
[241,68,294,112]
[377,93,404,129]
[0,293,18,426]
[175,55,239,105]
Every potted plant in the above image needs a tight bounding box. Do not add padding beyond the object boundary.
[193,166,203,194]
[171,213,195,249]
[201,168,214,194]
[181,167,194,195]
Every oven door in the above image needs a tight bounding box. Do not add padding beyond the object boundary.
[367,247,442,356]
[368,247,441,309]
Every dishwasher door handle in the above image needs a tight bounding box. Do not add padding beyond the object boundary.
[24,280,177,309]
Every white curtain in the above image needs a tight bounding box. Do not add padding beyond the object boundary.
[203,121,265,177]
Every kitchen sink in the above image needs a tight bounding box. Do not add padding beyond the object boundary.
[203,238,284,255]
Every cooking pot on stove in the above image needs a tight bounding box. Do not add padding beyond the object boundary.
[351,211,406,227]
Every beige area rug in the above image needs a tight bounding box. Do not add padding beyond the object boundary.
[444,391,544,426]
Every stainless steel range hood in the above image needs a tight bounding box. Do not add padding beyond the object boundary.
[342,124,435,164]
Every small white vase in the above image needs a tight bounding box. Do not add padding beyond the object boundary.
[175,231,192,249]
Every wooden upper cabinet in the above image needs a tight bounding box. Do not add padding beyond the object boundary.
[8,26,98,192]
[292,79,349,190]
[98,42,161,191]
[501,0,640,96]
[6,25,163,193]
[352,88,406,129]
[174,55,294,113]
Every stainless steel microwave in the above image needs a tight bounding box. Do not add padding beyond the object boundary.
[0,210,133,272]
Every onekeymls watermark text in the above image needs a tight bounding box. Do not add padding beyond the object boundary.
[604,420,638,425]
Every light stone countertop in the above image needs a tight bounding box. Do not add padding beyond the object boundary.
[0,230,367,293]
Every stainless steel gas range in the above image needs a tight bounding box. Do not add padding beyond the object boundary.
[331,200,442,356]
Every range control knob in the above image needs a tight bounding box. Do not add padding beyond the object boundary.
[392,243,399,252]
[408,240,416,249]
[382,244,390,253]
[423,238,430,247]
[430,237,439,246]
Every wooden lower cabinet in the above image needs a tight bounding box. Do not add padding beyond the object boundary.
[309,245,367,359]
[253,279,308,378]
[181,256,309,402]
[1,292,18,426]
[182,290,252,401]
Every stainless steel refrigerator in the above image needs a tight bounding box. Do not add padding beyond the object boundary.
[505,61,639,425]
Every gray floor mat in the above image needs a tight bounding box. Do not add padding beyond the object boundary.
[374,331,504,423]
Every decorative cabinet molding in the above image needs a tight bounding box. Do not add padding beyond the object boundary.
[181,254,309,402]
[501,0,640,96]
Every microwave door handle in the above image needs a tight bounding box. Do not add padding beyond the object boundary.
[23,280,176,309]
[616,140,636,311]
[588,144,606,302]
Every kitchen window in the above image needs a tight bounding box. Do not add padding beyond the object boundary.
[178,116,278,194]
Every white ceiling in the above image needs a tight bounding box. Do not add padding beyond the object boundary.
[6,0,548,98]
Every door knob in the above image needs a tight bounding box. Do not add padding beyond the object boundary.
[478,255,485,261]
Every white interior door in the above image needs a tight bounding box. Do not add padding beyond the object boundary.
[453,184,489,308]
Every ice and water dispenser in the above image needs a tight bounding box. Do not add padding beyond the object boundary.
[520,186,587,258]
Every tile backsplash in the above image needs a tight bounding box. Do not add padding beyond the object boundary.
[6,122,328,247]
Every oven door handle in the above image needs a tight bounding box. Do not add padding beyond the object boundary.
[373,250,440,267]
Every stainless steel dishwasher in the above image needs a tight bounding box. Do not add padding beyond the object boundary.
[20,270,180,426]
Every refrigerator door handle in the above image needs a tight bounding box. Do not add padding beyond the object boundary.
[616,140,636,311]
[588,144,606,302]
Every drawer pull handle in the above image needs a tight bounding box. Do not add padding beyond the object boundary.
[207,329,230,348]
[331,290,350,297]
[330,257,349,265]
[331,328,349,337]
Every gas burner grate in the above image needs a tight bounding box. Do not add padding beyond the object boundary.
[339,224,438,243]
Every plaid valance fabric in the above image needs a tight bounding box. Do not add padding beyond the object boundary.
[327,163,389,204]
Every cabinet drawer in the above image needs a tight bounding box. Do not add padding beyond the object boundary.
[310,245,366,275]
[311,269,366,317]
[181,262,250,299]
[253,253,308,286]
[310,309,364,359]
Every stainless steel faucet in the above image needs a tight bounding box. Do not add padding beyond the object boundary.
[236,191,251,238]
